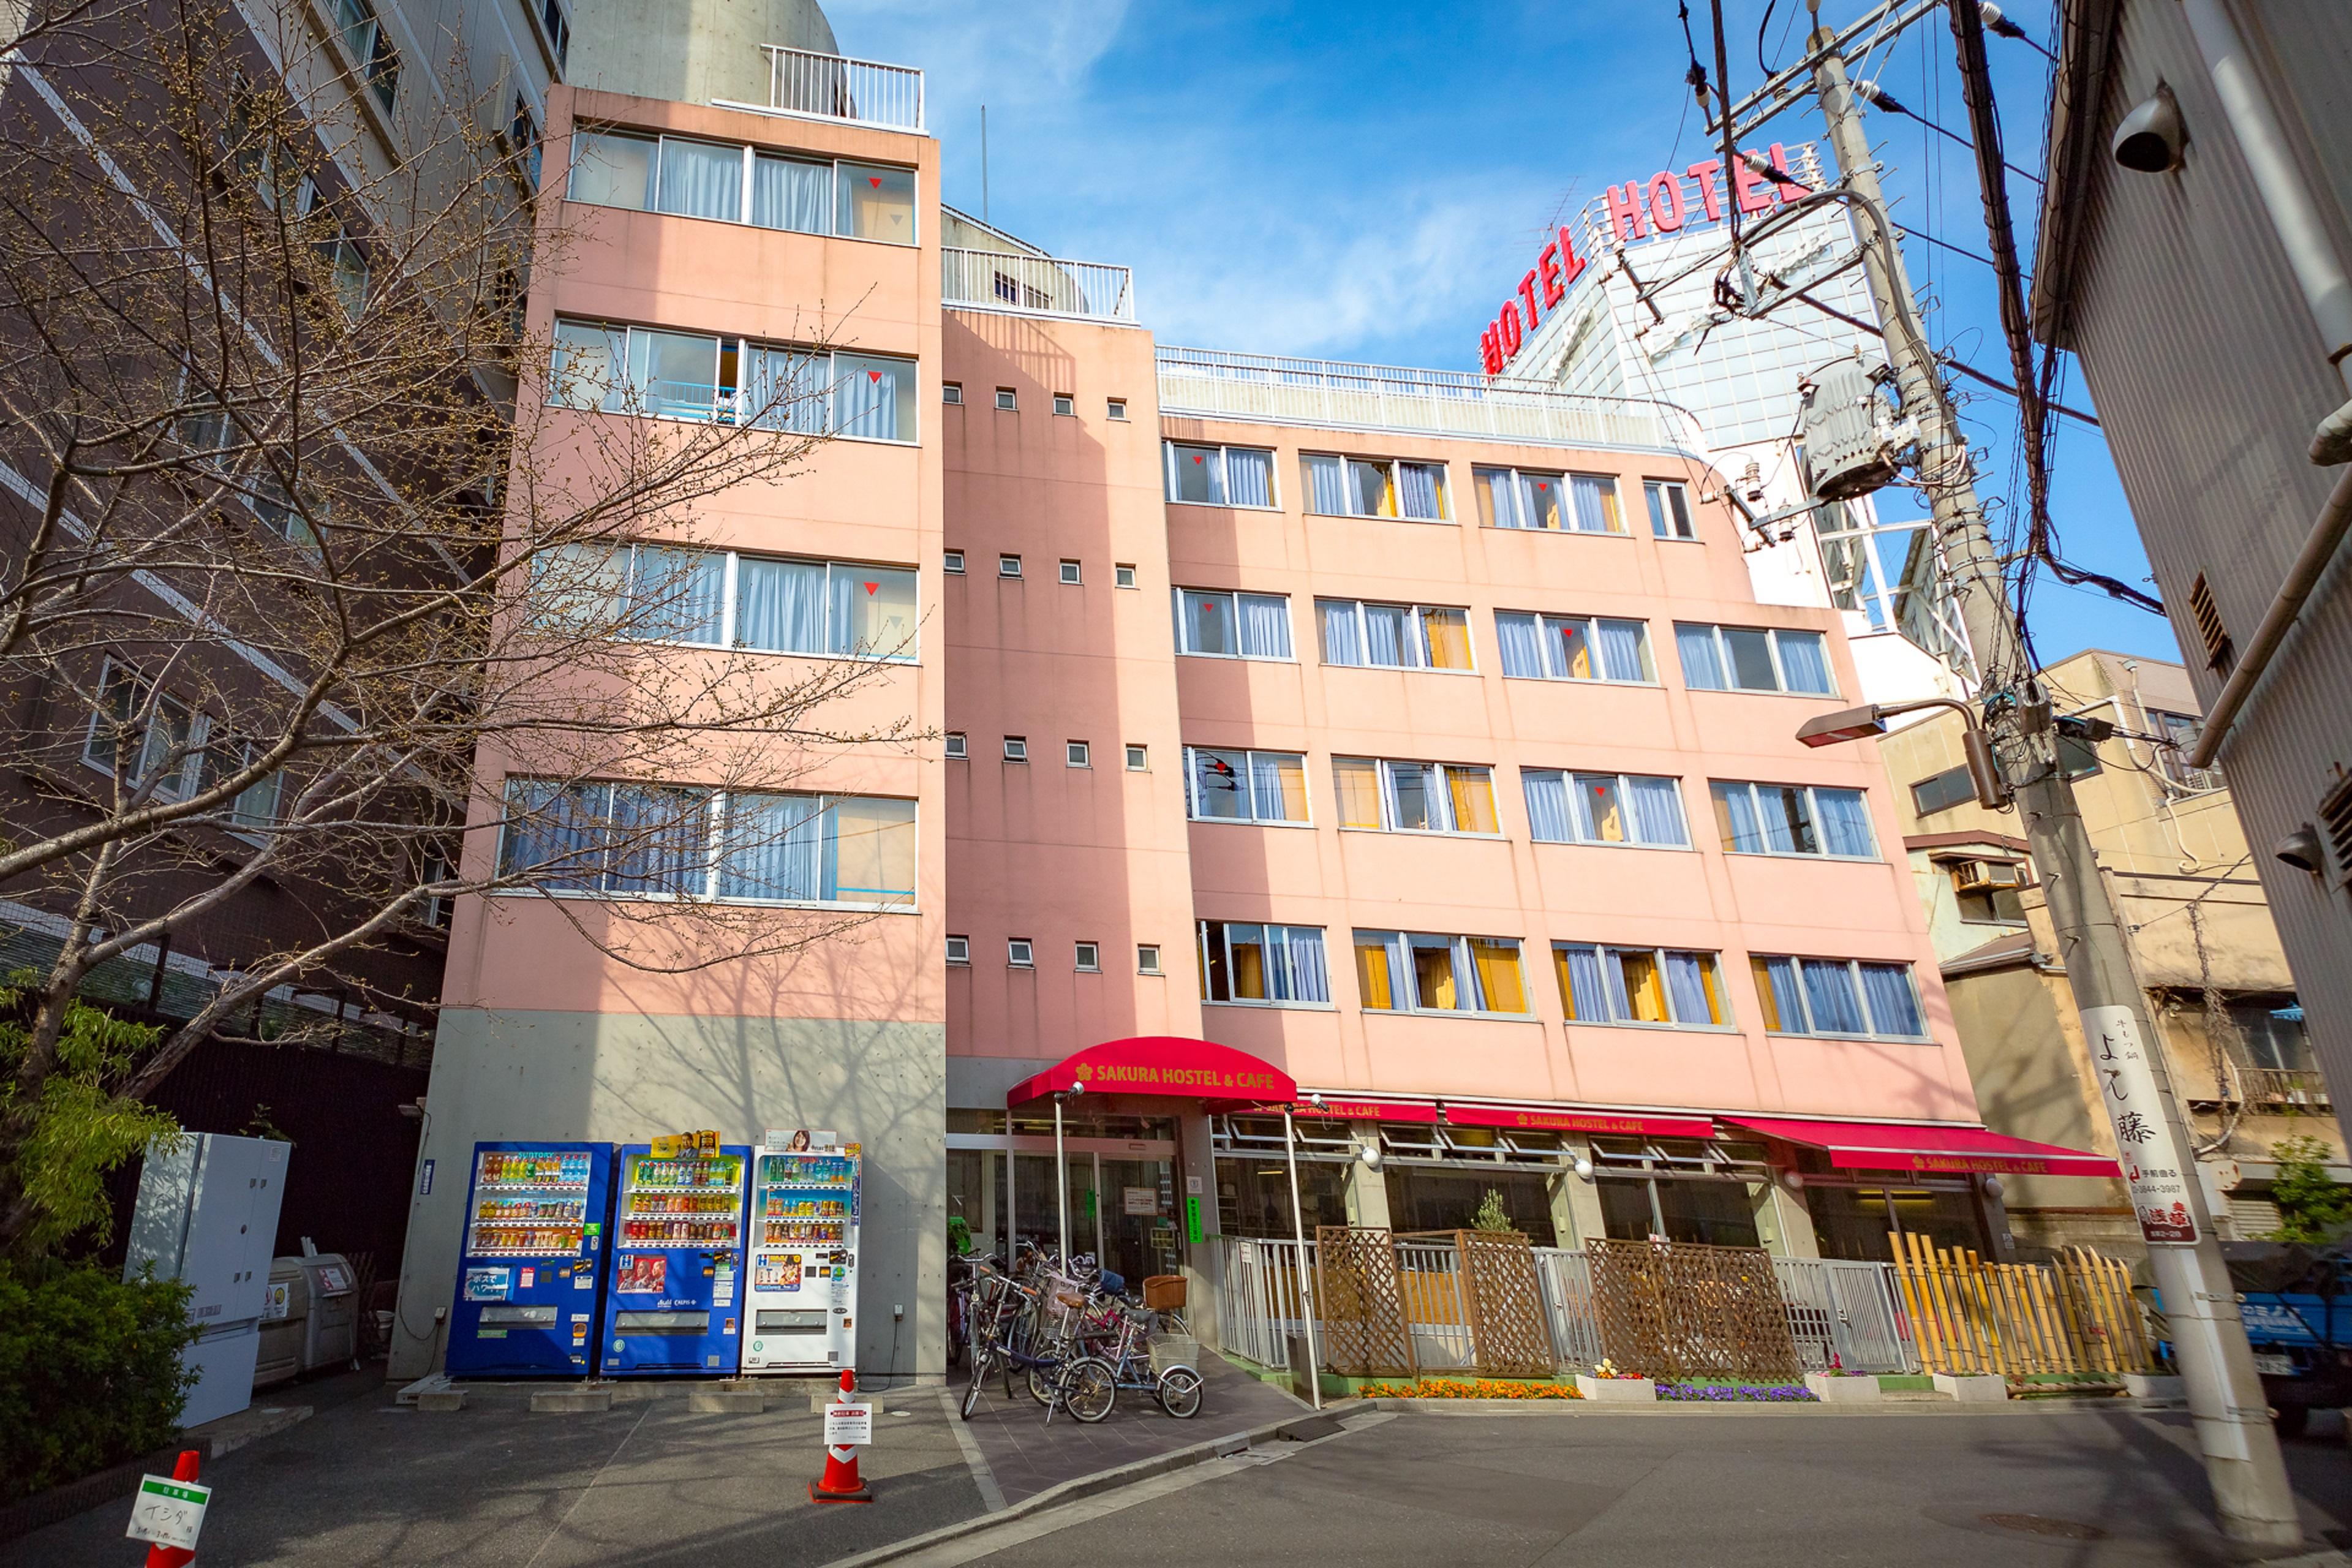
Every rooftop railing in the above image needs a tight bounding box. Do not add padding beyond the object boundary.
[941,247,1137,323]
[1155,346,1708,454]
[760,45,924,132]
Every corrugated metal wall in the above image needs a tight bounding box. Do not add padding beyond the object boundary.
[2061,1,2352,1106]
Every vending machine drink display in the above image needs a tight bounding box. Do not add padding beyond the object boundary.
[446,1142,613,1378]
[600,1141,751,1374]
[742,1139,861,1372]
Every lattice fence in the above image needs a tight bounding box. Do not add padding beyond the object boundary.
[1315,1225,1416,1376]
[1890,1234,2154,1380]
[1586,1238,1803,1379]
[1455,1230,1557,1376]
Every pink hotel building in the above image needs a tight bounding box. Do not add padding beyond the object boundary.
[391,26,2105,1382]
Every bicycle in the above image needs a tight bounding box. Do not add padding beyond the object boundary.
[1058,1303,1203,1423]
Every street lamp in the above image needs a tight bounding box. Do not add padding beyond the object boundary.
[1796,697,2007,811]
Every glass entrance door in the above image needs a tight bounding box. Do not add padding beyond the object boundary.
[1098,1157,1177,1286]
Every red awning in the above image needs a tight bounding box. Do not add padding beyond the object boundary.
[1007,1036,1296,1107]
[1723,1117,2119,1178]
[1442,1104,1716,1139]
[1288,1097,1711,1137]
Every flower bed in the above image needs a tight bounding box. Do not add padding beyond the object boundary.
[1360,1378,1583,1400]
[1655,1381,1818,1402]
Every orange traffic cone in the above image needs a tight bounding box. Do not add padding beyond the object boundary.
[145,1450,201,1567]
[809,1368,872,1504]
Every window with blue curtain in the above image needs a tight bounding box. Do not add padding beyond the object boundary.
[752,152,831,233]
[1596,619,1651,681]
[745,345,826,433]
[1523,771,1572,842]
[1208,922,1329,1005]
[1815,788,1875,857]
[1363,603,1409,667]
[834,353,913,442]
[1316,599,1365,666]
[604,783,710,895]
[718,791,824,901]
[1755,955,1807,1033]
[1397,462,1446,520]
[499,778,604,890]
[1302,453,1348,515]
[1283,927,1331,1003]
[1662,951,1719,1023]
[1624,777,1688,846]
[628,546,725,645]
[1237,594,1291,658]
[655,137,744,222]
[1676,623,1728,689]
[1556,943,1610,1019]
[1495,612,1545,677]
[1801,959,1868,1035]
[1711,782,1767,852]
[736,557,826,654]
[1226,448,1275,507]
[1774,630,1834,694]
[1760,785,1815,854]
[1568,473,1622,533]
[567,129,656,210]
[1859,963,1924,1036]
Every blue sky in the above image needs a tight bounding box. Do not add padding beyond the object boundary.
[827,0,2182,663]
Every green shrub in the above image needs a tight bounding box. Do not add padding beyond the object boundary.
[0,1261,200,1501]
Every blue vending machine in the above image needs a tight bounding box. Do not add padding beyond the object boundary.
[600,1141,751,1374]
[446,1142,614,1378]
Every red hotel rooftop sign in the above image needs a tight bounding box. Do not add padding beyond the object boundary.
[1480,144,1811,374]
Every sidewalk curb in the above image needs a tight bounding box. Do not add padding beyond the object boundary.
[821,1410,1340,1568]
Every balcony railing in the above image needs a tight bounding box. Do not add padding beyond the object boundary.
[941,248,1136,322]
[759,45,924,132]
[1155,347,1708,454]
[2240,1067,2330,1107]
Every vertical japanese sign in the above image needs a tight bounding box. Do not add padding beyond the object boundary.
[2084,1005,2198,1245]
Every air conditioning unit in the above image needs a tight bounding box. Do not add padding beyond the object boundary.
[1947,859,2024,894]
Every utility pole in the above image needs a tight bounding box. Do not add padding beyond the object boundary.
[1797,12,2299,1543]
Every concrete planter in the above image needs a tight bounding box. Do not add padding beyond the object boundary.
[2124,1373,2185,1402]
[1575,1374,1657,1402]
[1804,1371,1882,1403]
[1932,1373,2008,1403]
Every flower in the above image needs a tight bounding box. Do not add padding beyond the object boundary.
[1654,1381,1819,1402]
[1361,1378,1582,1400]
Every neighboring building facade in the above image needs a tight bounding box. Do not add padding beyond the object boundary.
[1498,150,1976,710]
[2032,0,2352,1114]
[1880,650,2345,1253]
[391,13,2121,1381]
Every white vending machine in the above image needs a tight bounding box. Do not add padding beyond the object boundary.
[124,1133,291,1427]
[741,1137,859,1373]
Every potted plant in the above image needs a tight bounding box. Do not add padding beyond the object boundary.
[1574,1358,1657,1401]
[1803,1353,1881,1403]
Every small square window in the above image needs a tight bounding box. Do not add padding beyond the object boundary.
[1074,941,1100,971]
[943,549,965,574]
[1003,736,1028,762]
[995,388,1017,412]
[1053,393,1075,417]
[1008,938,1034,968]
[1114,563,1137,589]
[942,382,964,405]
[945,935,970,963]
[1066,741,1090,768]
[1125,744,1148,771]
[944,732,968,759]
[1107,399,1128,421]
[1059,559,1082,585]
[999,554,1022,579]
[1136,943,1162,974]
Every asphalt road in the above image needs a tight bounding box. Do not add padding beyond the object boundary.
[944,1404,2352,1568]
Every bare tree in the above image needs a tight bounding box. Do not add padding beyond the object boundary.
[0,0,919,1252]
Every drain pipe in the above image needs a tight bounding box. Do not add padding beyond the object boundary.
[2188,465,2352,770]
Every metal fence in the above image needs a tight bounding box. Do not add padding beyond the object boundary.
[941,249,1137,322]
[1216,1237,1924,1376]
[761,45,924,131]
[1155,346,1709,454]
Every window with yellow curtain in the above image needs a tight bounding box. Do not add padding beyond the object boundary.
[1348,459,1398,518]
[1446,766,1498,834]
[1616,949,1670,1022]
[1419,607,1472,669]
[1750,957,1785,1030]
[1332,758,1382,828]
[1355,935,1394,1009]
[1470,939,1526,1012]
[1411,936,1458,1009]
